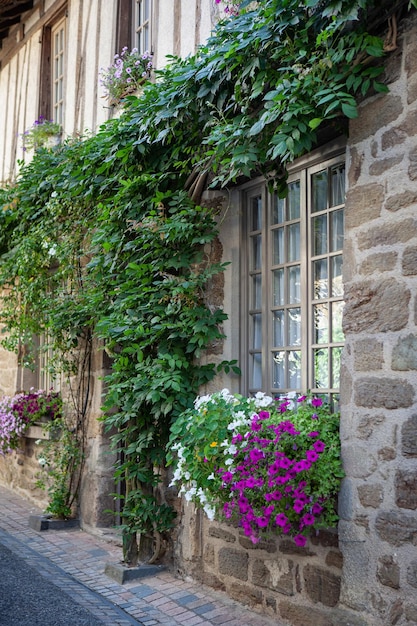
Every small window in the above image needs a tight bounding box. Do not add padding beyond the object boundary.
[242,152,345,407]
[38,333,62,393]
[39,11,66,125]
[133,0,152,54]
[51,18,65,125]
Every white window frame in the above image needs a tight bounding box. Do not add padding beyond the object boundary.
[51,17,65,125]
[133,0,152,54]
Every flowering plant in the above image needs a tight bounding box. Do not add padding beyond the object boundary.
[167,390,343,546]
[215,0,240,16]
[0,389,62,454]
[100,47,153,102]
[22,118,61,151]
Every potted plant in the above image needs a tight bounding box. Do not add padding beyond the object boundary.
[34,416,82,523]
[0,388,62,453]
[167,390,344,547]
[22,117,62,151]
[100,47,153,104]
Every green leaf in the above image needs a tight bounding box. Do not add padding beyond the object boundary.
[308,118,322,130]
[341,101,358,118]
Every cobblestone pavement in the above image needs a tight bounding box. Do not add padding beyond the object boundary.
[0,485,287,626]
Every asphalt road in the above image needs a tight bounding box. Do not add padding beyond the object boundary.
[0,540,107,626]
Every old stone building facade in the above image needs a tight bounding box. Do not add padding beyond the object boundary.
[0,2,417,625]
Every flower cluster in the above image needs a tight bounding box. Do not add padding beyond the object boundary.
[0,389,62,454]
[100,47,153,102]
[167,390,343,546]
[215,0,241,16]
[22,117,61,151]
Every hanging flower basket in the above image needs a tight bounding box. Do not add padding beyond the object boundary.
[168,390,344,547]
[100,47,153,104]
[22,118,62,151]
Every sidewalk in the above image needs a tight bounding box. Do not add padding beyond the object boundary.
[0,485,286,626]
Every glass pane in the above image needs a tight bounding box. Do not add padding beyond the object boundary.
[144,27,150,53]
[272,197,284,224]
[288,181,300,219]
[314,348,329,388]
[251,196,262,230]
[252,314,262,349]
[331,164,345,207]
[288,308,301,346]
[313,215,327,255]
[145,0,150,20]
[273,310,284,346]
[288,351,301,389]
[332,301,344,342]
[273,269,284,306]
[331,255,343,297]
[332,347,342,388]
[252,274,262,308]
[251,353,262,389]
[313,259,328,299]
[251,234,262,270]
[272,228,284,265]
[312,170,328,212]
[288,265,300,304]
[330,209,344,252]
[288,223,300,262]
[273,351,285,388]
[314,303,329,343]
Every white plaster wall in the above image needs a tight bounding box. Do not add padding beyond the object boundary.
[155,0,175,69]
[180,0,196,58]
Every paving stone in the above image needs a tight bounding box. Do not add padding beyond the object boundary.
[0,484,283,626]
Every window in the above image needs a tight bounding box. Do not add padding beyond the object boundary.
[242,152,345,406]
[38,333,62,393]
[51,18,65,125]
[133,0,152,54]
[39,12,66,125]
[116,0,153,56]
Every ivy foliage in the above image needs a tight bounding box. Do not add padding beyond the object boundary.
[0,0,407,553]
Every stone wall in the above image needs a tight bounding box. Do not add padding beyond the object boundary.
[340,10,417,625]
[0,345,117,532]
[174,503,370,626]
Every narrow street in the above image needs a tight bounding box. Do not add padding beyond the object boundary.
[0,541,111,625]
[0,485,284,626]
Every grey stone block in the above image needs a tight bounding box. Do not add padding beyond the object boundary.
[104,561,167,584]
[28,515,80,531]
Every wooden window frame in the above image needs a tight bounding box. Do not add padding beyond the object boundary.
[116,0,153,55]
[38,8,66,123]
[241,141,346,406]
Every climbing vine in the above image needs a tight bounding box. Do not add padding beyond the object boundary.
[0,0,413,561]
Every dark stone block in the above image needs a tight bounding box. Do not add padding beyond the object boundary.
[28,515,80,531]
[104,561,166,584]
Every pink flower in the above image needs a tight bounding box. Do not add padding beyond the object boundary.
[258,411,270,420]
[313,440,325,453]
[249,448,264,462]
[311,397,323,408]
[275,513,288,527]
[301,513,315,526]
[294,534,307,547]
[312,503,323,515]
[306,449,319,463]
[293,500,305,513]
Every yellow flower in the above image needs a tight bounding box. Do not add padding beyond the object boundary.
[210,441,217,447]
